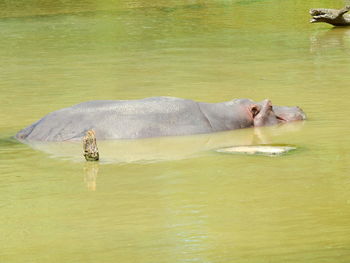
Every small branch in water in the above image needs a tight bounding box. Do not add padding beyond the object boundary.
[310,6,350,26]
[83,130,99,161]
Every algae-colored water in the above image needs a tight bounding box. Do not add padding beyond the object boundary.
[1,0,350,262]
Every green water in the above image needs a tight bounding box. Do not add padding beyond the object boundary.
[1,0,350,262]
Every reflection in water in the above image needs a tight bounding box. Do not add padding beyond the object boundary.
[254,121,305,144]
[25,122,305,164]
[83,162,99,191]
[253,127,270,144]
[46,122,303,191]
[310,28,350,53]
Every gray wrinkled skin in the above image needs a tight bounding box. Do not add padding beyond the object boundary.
[15,97,306,142]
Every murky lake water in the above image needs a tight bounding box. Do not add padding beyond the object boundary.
[1,0,350,262]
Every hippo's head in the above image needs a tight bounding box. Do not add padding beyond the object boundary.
[247,99,306,127]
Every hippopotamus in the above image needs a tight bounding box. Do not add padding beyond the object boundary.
[15,97,306,142]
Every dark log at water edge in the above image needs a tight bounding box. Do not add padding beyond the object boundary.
[310,6,350,26]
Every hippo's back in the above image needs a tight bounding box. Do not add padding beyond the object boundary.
[16,97,214,141]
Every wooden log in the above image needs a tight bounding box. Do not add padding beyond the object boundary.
[310,6,350,26]
[83,130,99,161]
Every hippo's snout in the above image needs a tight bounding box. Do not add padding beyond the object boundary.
[252,100,306,127]
[286,106,307,121]
[273,106,307,122]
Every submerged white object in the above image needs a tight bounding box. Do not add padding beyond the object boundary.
[216,145,296,156]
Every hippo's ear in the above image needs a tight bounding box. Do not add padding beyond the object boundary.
[249,104,261,118]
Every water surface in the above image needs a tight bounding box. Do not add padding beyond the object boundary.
[1,0,350,262]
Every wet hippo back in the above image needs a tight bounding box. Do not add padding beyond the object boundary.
[16,97,250,141]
